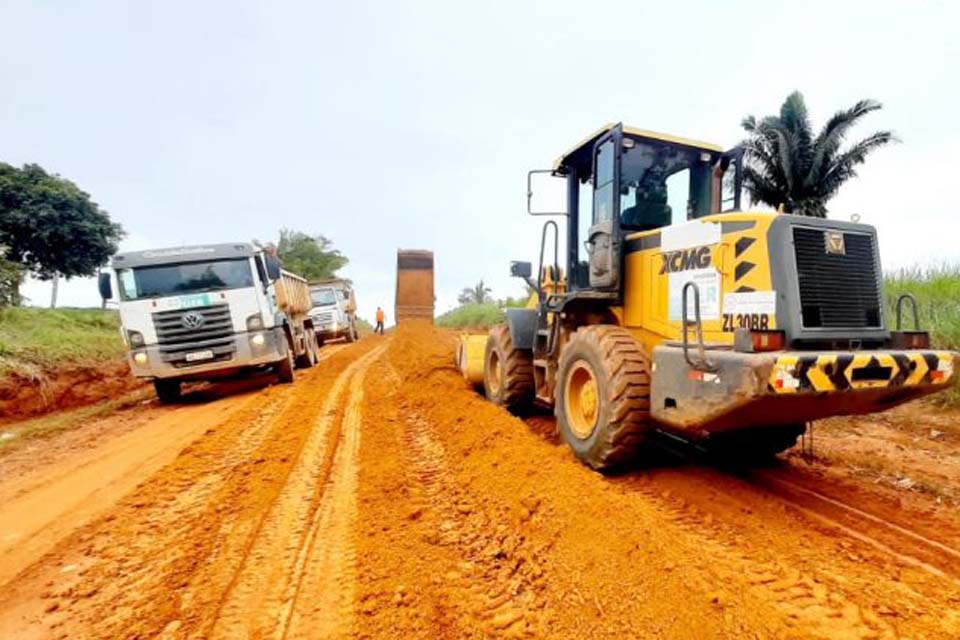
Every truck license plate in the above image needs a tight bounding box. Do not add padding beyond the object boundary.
[185,350,215,362]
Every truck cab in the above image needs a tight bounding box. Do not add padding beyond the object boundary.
[99,243,319,402]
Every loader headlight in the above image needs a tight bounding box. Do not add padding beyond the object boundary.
[133,351,148,364]
[127,330,145,347]
[246,314,265,331]
[250,333,266,347]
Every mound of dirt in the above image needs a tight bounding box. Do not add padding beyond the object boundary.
[0,360,145,424]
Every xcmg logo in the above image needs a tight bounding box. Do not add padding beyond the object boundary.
[659,245,713,274]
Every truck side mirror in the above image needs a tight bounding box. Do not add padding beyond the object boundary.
[510,261,532,278]
[265,256,282,281]
[98,272,113,300]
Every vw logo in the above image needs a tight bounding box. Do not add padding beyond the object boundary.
[181,311,205,329]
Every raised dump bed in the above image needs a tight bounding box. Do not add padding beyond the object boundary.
[395,249,434,324]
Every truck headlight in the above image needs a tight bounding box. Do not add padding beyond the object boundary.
[250,333,266,347]
[133,351,148,364]
[128,330,145,347]
[246,314,264,331]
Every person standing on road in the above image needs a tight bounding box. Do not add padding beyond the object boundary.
[375,307,385,335]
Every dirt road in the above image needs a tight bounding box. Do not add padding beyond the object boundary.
[2,326,960,639]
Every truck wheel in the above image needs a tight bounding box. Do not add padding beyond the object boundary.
[483,325,534,411]
[703,424,806,463]
[295,334,316,369]
[555,325,651,472]
[277,347,296,383]
[154,379,182,404]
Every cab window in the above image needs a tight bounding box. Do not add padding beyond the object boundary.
[593,140,615,223]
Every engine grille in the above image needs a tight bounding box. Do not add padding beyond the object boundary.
[151,303,235,364]
[793,227,882,329]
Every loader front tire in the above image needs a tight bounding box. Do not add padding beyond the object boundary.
[556,325,651,472]
[483,325,534,411]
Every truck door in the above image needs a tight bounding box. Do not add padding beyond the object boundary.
[587,125,623,290]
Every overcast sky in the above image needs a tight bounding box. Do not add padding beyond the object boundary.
[3,0,958,322]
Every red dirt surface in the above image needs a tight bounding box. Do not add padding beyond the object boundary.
[0,360,145,424]
[1,325,960,639]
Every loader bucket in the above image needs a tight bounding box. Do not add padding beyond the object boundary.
[456,334,487,388]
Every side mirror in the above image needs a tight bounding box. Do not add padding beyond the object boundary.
[265,256,282,281]
[510,261,532,279]
[98,272,113,300]
[527,170,569,216]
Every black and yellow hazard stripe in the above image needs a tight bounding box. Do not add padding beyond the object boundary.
[768,351,955,394]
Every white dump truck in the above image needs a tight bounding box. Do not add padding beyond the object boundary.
[308,278,360,344]
[99,243,320,403]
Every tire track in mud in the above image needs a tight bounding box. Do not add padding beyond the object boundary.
[401,404,547,638]
[278,350,370,639]
[209,343,387,640]
[528,415,960,638]
[749,469,960,586]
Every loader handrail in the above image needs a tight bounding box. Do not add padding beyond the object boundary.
[681,282,717,372]
[537,220,560,301]
[895,292,920,331]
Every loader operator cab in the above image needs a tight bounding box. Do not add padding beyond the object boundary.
[528,123,743,295]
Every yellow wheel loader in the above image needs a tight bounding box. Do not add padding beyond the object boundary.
[459,123,957,471]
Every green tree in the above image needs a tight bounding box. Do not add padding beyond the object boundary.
[740,92,896,217]
[0,255,23,307]
[0,163,123,306]
[458,280,493,305]
[274,229,348,280]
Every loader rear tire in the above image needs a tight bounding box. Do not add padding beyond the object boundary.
[704,424,806,463]
[483,325,534,411]
[556,325,651,472]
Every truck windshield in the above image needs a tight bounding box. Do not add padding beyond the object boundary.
[117,258,254,300]
[310,288,337,306]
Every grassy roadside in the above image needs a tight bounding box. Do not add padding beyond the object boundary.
[0,307,125,376]
[436,303,505,329]
[885,266,960,405]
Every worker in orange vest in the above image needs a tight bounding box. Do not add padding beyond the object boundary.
[375,307,385,335]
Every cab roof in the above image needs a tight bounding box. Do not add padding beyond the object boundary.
[553,123,724,174]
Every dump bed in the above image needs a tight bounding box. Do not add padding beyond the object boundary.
[395,250,434,323]
[274,270,312,317]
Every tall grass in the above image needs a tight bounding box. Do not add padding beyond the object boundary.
[0,308,125,375]
[884,265,960,405]
[884,265,960,349]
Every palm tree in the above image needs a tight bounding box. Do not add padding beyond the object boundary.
[458,280,493,305]
[740,91,896,217]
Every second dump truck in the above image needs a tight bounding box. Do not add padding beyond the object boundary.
[460,123,957,470]
[308,278,359,344]
[100,243,320,403]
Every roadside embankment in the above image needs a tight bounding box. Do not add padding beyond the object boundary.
[0,308,142,424]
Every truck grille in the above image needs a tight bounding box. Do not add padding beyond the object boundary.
[793,227,882,329]
[151,303,235,363]
[313,310,334,325]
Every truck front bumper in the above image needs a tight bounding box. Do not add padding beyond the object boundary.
[650,346,957,435]
[127,328,288,381]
